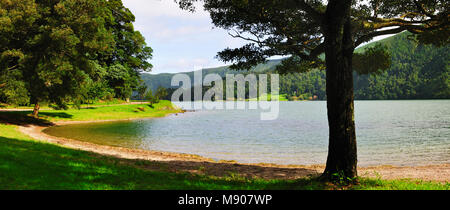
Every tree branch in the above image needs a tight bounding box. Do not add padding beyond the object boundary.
[7,64,19,71]
[228,30,263,45]
[355,19,448,47]
[296,0,324,22]
[309,42,325,59]
[364,16,430,25]
[355,27,406,47]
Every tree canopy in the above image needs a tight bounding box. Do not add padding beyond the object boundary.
[177,0,448,71]
[0,0,152,115]
[100,0,153,100]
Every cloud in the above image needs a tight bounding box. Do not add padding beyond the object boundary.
[153,25,212,40]
[123,0,214,42]
[165,58,208,69]
[152,58,225,74]
[123,0,209,20]
[121,0,246,74]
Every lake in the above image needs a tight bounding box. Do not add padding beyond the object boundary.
[43,100,450,166]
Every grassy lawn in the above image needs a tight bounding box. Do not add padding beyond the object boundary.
[0,102,448,190]
[36,100,179,122]
[0,100,179,123]
[0,99,129,110]
[247,94,289,101]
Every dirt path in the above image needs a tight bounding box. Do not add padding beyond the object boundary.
[18,122,450,182]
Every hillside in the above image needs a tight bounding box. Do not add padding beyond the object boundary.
[141,32,449,100]
[354,33,449,99]
[141,59,282,92]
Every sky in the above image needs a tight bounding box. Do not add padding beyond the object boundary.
[122,0,394,75]
[122,0,248,74]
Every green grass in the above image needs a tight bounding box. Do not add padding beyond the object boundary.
[38,100,178,122]
[0,100,179,123]
[0,99,129,110]
[354,178,449,190]
[0,124,448,190]
[247,94,289,101]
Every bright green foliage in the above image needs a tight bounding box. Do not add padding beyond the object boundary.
[353,44,392,75]
[99,0,153,100]
[103,0,153,72]
[144,87,168,106]
[354,32,450,99]
[105,64,135,100]
[0,0,115,109]
[81,79,112,105]
[26,0,115,108]
[0,0,38,105]
[155,86,169,101]
[0,69,29,105]
[145,89,158,105]
[0,0,153,110]
[136,82,148,101]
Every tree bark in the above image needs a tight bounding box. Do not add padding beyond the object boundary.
[322,1,357,180]
[32,102,40,118]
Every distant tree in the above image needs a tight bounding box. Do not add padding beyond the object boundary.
[177,0,449,180]
[144,86,168,107]
[155,87,169,101]
[137,83,148,103]
[145,89,158,107]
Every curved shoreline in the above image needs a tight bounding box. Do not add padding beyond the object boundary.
[18,119,450,182]
[20,122,212,162]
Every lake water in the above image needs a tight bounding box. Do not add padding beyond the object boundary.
[44,101,450,166]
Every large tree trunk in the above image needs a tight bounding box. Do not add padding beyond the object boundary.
[322,1,357,180]
[32,102,40,118]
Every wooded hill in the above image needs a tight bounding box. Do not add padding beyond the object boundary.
[141,32,449,100]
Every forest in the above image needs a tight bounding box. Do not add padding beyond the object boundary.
[280,32,449,100]
[145,32,449,101]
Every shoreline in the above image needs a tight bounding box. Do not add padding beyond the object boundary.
[16,118,450,182]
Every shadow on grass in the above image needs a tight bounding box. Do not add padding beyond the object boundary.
[80,107,97,110]
[0,135,328,190]
[0,111,54,126]
[0,111,72,127]
[39,112,73,119]
[137,160,320,181]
